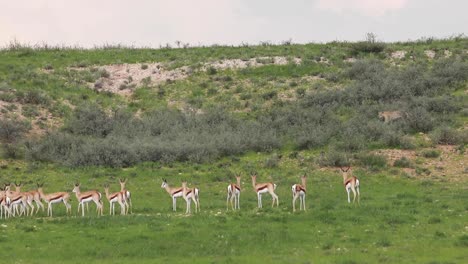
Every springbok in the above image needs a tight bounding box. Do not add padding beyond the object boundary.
[5,183,28,217]
[14,182,44,215]
[119,178,132,214]
[292,175,307,212]
[226,175,241,210]
[251,173,279,208]
[181,181,200,214]
[341,166,360,203]
[161,179,184,212]
[104,184,127,215]
[72,183,103,217]
[37,183,71,217]
[0,187,12,218]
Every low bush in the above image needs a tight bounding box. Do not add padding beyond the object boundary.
[393,157,413,168]
[421,149,441,158]
[357,153,387,169]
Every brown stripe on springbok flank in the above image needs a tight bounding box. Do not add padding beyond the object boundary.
[172,188,183,195]
[80,194,93,201]
[49,194,63,201]
[256,185,268,192]
[186,190,192,195]
[11,196,22,203]
[109,193,119,200]
[234,185,241,191]
[344,178,354,186]
[295,185,306,193]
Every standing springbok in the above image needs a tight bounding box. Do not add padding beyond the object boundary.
[341,166,360,203]
[251,173,279,208]
[14,182,44,215]
[5,183,28,217]
[292,175,307,212]
[226,175,241,210]
[0,187,12,218]
[119,178,132,214]
[104,184,127,215]
[72,183,103,217]
[161,179,184,212]
[181,181,200,214]
[37,183,71,217]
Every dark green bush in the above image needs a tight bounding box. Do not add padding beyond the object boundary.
[421,149,441,158]
[0,118,30,143]
[357,153,387,169]
[430,128,464,145]
[317,149,349,167]
[350,41,386,55]
[393,157,413,168]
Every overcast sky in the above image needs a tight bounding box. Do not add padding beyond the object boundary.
[1,0,467,47]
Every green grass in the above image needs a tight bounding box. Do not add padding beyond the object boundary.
[0,158,466,263]
[1,37,468,263]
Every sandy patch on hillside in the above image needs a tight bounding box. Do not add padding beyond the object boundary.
[203,56,301,70]
[424,50,436,59]
[444,49,452,58]
[391,50,407,59]
[90,63,190,96]
[374,145,467,182]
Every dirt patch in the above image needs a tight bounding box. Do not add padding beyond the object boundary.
[89,63,190,96]
[444,49,452,58]
[391,50,407,59]
[344,58,357,63]
[203,56,301,70]
[424,50,436,59]
[374,145,467,182]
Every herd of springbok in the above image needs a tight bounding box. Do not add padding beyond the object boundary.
[0,167,360,218]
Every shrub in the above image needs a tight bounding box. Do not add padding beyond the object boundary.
[0,119,30,143]
[405,107,434,133]
[430,127,464,145]
[207,67,217,75]
[357,153,387,169]
[261,91,277,100]
[393,157,413,168]
[317,149,349,167]
[264,153,280,168]
[18,90,50,105]
[65,103,112,137]
[421,149,441,158]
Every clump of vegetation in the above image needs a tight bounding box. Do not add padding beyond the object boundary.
[393,157,413,168]
[350,33,386,55]
[357,153,387,169]
[421,149,441,158]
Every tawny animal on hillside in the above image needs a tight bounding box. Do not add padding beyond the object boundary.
[292,175,307,212]
[72,183,103,217]
[161,179,184,211]
[181,181,200,214]
[119,178,132,214]
[104,184,127,215]
[37,183,71,217]
[226,175,241,211]
[341,167,360,203]
[378,111,404,123]
[251,173,279,208]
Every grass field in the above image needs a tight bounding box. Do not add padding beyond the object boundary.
[1,38,467,263]
[0,157,466,264]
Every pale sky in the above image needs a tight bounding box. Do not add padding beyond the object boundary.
[0,0,467,47]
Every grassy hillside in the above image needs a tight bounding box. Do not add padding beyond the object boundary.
[0,37,467,263]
